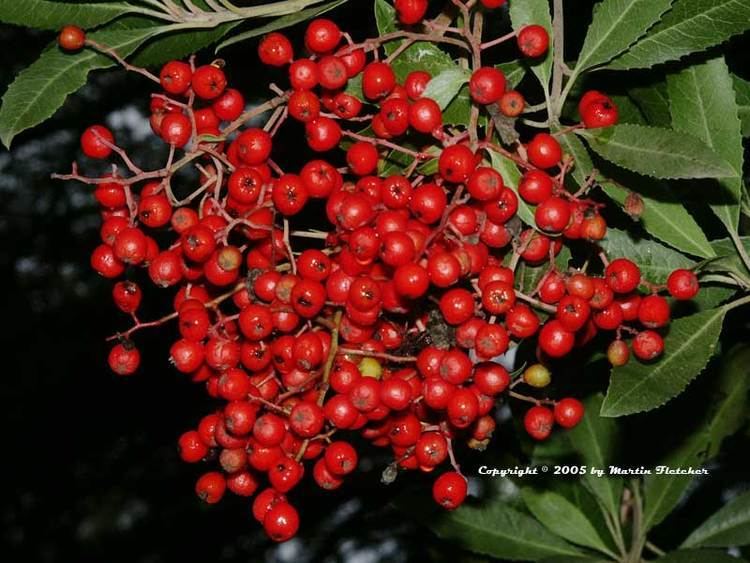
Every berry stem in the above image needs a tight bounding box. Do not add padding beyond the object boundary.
[514,290,556,314]
[338,348,417,364]
[84,39,161,84]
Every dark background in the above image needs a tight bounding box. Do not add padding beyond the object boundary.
[1,1,749,562]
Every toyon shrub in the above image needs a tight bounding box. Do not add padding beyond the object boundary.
[26,0,749,556]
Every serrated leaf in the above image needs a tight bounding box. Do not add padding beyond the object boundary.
[656,550,749,563]
[643,345,750,530]
[598,228,695,283]
[559,132,715,258]
[600,307,726,417]
[509,0,553,94]
[567,394,623,520]
[421,68,470,110]
[428,499,585,560]
[0,26,160,149]
[668,57,744,232]
[733,74,750,137]
[576,0,673,71]
[604,181,715,259]
[488,148,535,226]
[521,488,614,555]
[0,0,133,30]
[606,0,750,70]
[683,491,750,548]
[629,82,672,127]
[577,124,735,180]
[215,0,348,52]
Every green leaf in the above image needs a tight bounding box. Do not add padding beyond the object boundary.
[0,0,133,30]
[668,57,744,232]
[509,0,553,94]
[600,307,726,417]
[567,394,623,520]
[629,82,672,127]
[421,68,470,110]
[442,85,472,127]
[428,499,585,560]
[215,0,348,52]
[732,74,750,137]
[700,237,750,286]
[521,488,615,555]
[559,133,715,258]
[601,182,715,259]
[683,491,750,548]
[656,550,749,563]
[374,0,398,54]
[643,345,750,529]
[488,148,535,226]
[609,94,647,125]
[137,22,240,65]
[606,0,750,70]
[575,0,673,71]
[499,60,526,89]
[0,26,160,149]
[577,124,735,180]
[598,228,695,284]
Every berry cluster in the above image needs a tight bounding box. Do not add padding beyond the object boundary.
[58,0,700,543]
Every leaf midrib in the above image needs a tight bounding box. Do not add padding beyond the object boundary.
[0,29,159,146]
[602,308,725,414]
[612,0,748,66]
[578,0,661,71]
[446,509,582,556]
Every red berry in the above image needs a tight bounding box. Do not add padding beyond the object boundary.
[579,91,619,128]
[108,342,140,375]
[195,472,226,504]
[191,65,227,100]
[347,141,379,176]
[527,133,562,169]
[517,25,549,58]
[81,125,114,159]
[539,320,575,358]
[160,113,192,147]
[632,330,664,361]
[439,145,476,183]
[554,398,585,429]
[469,67,506,105]
[499,90,525,117]
[432,471,467,510]
[160,61,192,95]
[362,62,396,100]
[535,196,571,233]
[263,502,299,542]
[524,405,554,440]
[324,441,358,475]
[258,32,293,66]
[58,25,86,51]
[395,0,428,24]
[409,97,443,133]
[667,269,699,300]
[606,258,641,294]
[405,70,431,99]
[638,295,671,328]
[306,117,342,152]
[305,18,341,53]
